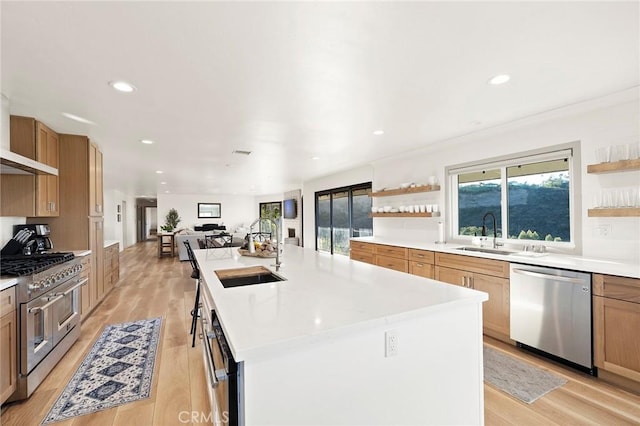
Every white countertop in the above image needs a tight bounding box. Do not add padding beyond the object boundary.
[0,277,18,292]
[104,240,119,248]
[195,245,488,363]
[352,237,640,279]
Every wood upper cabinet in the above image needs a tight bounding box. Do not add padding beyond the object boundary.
[89,143,104,216]
[0,287,17,404]
[593,274,640,383]
[435,253,510,340]
[1,116,59,217]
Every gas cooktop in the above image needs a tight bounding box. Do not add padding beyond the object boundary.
[1,252,75,276]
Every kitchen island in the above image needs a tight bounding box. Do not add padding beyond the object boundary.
[194,244,488,425]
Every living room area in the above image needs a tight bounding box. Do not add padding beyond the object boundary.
[151,190,302,261]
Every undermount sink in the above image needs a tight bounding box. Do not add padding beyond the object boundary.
[455,246,515,256]
[215,266,286,288]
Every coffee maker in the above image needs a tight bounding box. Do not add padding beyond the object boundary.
[13,224,54,254]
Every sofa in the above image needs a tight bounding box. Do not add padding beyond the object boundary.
[175,230,244,261]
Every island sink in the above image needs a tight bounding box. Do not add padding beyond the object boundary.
[215,266,286,288]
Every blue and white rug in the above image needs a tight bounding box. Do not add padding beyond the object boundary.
[42,317,162,424]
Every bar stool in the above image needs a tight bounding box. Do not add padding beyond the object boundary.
[184,240,200,347]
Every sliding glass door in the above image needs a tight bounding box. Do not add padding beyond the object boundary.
[315,183,372,255]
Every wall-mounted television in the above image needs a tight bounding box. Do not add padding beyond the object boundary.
[283,198,297,219]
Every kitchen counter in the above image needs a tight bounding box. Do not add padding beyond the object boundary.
[351,237,640,278]
[195,244,488,425]
[0,277,17,291]
[195,244,487,363]
[104,240,118,249]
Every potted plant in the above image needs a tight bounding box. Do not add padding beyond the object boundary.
[160,208,181,233]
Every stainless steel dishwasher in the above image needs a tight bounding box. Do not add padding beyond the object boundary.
[510,264,595,374]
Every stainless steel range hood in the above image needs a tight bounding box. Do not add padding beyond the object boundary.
[0,149,57,175]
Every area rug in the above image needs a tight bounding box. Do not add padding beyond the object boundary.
[483,345,567,404]
[42,317,162,425]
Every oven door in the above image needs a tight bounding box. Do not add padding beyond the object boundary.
[200,294,240,425]
[51,276,86,346]
[22,295,57,374]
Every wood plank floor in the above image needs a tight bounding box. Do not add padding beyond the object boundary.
[2,241,639,425]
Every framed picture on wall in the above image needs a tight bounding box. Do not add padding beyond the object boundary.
[198,203,221,218]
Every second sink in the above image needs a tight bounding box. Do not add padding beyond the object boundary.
[215,266,286,288]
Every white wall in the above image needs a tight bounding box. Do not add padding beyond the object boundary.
[104,189,137,251]
[302,165,374,248]
[302,91,639,264]
[157,193,257,233]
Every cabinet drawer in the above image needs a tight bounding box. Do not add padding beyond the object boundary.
[0,287,16,317]
[351,250,375,265]
[350,241,375,254]
[409,261,434,279]
[593,274,640,303]
[435,253,509,278]
[374,244,407,259]
[375,255,408,273]
[408,249,435,264]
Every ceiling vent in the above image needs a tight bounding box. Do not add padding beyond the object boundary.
[232,150,252,156]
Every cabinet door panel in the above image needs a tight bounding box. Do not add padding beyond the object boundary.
[435,266,468,287]
[351,250,375,264]
[594,295,640,382]
[472,274,510,337]
[375,255,408,273]
[409,261,434,279]
[408,249,435,264]
[374,244,407,259]
[0,310,17,404]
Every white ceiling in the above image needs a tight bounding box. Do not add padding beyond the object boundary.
[2,1,638,197]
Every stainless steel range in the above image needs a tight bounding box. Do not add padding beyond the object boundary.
[1,252,86,402]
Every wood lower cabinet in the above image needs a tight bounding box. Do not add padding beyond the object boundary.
[104,243,120,294]
[1,116,59,217]
[350,241,376,265]
[408,249,435,279]
[374,244,408,273]
[0,287,17,404]
[593,274,640,385]
[435,253,510,341]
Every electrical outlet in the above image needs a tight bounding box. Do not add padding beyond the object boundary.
[385,330,398,357]
[594,224,612,238]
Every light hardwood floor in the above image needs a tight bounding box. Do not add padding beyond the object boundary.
[1,241,639,425]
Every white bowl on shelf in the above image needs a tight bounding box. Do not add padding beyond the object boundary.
[383,206,392,213]
[371,206,377,213]
[399,182,412,189]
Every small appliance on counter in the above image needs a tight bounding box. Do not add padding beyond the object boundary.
[0,224,54,256]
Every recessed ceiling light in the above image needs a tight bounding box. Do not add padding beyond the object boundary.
[62,112,95,124]
[155,170,163,174]
[109,80,137,93]
[311,156,320,160]
[373,130,385,136]
[488,74,510,85]
[160,181,167,185]
[140,139,154,145]
[164,190,170,194]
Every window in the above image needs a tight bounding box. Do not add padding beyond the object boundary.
[315,183,373,255]
[259,202,281,235]
[448,143,580,248]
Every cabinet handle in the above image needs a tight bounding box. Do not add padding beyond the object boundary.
[461,277,466,287]
[416,263,424,267]
[96,204,102,213]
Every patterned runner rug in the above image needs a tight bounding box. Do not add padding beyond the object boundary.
[42,317,162,424]
[484,345,567,404]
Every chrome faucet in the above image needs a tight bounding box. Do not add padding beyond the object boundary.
[481,212,498,249]
[248,217,282,271]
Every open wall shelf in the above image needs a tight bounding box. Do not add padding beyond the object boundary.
[588,208,640,217]
[587,159,640,174]
[371,185,440,197]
